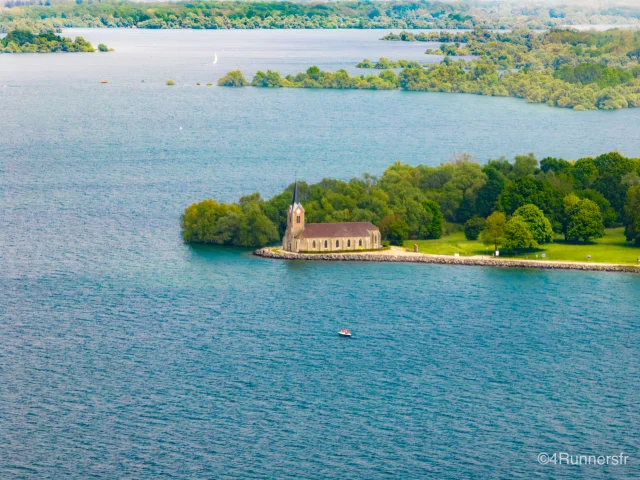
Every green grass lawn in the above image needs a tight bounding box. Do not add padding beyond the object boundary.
[405,228,640,265]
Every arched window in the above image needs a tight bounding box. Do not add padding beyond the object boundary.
[324,240,328,248]
[347,240,351,247]
[359,239,362,247]
[336,240,339,248]
[312,241,316,248]
[296,215,300,224]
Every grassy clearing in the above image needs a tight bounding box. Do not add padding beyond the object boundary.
[405,228,640,265]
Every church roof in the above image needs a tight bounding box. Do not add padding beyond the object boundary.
[295,222,379,239]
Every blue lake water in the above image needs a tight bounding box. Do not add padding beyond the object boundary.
[1,29,639,479]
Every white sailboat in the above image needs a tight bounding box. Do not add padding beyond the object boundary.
[213,52,218,64]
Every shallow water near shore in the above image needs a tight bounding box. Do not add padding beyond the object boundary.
[1,29,640,479]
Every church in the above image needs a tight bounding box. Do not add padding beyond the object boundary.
[282,182,381,253]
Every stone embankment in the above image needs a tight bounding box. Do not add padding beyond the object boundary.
[253,248,640,274]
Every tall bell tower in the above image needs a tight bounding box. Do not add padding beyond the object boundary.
[283,181,305,251]
[288,181,305,237]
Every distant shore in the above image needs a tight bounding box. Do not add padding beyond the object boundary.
[254,247,640,274]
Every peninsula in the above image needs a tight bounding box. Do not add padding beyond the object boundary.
[182,151,640,269]
[219,28,640,111]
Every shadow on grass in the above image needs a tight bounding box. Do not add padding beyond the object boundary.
[552,239,598,246]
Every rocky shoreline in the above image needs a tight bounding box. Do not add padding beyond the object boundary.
[253,248,640,274]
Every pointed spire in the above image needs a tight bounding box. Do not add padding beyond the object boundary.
[292,180,299,206]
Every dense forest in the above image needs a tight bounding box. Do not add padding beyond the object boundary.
[0,28,105,52]
[181,152,640,252]
[2,0,640,33]
[0,1,473,32]
[220,28,640,110]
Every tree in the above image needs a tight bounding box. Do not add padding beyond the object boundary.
[579,189,617,227]
[378,69,398,87]
[481,211,506,251]
[511,153,538,179]
[475,167,507,218]
[571,157,598,189]
[498,176,563,227]
[464,216,485,240]
[379,215,409,246]
[422,199,444,239]
[498,177,547,215]
[504,216,537,252]
[217,70,249,87]
[540,157,571,174]
[261,190,295,237]
[398,67,428,89]
[566,199,605,243]
[251,70,285,88]
[592,152,636,217]
[513,204,553,244]
[624,185,640,245]
[181,198,278,247]
[238,202,280,247]
[562,193,581,240]
[306,66,321,80]
[445,157,487,223]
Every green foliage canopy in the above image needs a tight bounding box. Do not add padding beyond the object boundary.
[566,199,606,242]
[504,215,538,252]
[217,70,249,87]
[481,211,507,251]
[0,29,99,52]
[513,204,554,244]
[464,216,485,241]
[624,185,640,245]
[182,151,640,249]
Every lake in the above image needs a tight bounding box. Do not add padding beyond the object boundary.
[0,29,639,479]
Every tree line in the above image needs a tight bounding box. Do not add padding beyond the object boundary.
[0,1,473,33]
[3,0,640,33]
[182,152,640,250]
[218,28,640,110]
[381,28,640,110]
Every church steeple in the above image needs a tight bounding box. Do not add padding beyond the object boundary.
[292,180,299,206]
[285,180,305,248]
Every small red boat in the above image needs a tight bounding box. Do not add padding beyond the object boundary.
[338,329,352,337]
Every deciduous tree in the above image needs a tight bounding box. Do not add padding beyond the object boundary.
[481,211,507,251]
[513,204,553,244]
[504,216,538,252]
[566,199,605,242]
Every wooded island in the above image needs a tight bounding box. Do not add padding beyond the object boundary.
[0,29,109,52]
